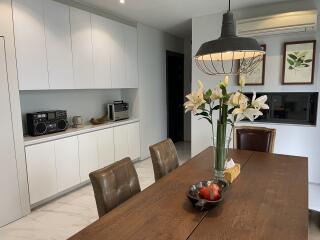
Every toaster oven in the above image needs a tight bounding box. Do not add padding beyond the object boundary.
[108,101,129,121]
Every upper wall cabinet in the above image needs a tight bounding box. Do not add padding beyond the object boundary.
[91,14,112,88]
[44,0,74,89]
[123,25,139,88]
[13,0,138,90]
[13,0,49,90]
[70,7,94,89]
[109,21,126,89]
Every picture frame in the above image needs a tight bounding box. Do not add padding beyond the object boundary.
[282,40,316,85]
[238,44,266,86]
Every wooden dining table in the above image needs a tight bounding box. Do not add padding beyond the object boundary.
[69,148,308,240]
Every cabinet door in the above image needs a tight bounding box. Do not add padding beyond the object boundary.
[127,122,140,160]
[12,0,49,90]
[54,137,80,192]
[25,142,57,205]
[44,0,74,89]
[97,128,115,168]
[70,7,94,89]
[113,125,129,161]
[91,14,112,89]
[109,21,126,89]
[0,38,22,227]
[124,25,139,88]
[78,132,99,182]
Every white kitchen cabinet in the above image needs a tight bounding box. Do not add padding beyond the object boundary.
[44,0,74,89]
[0,38,23,227]
[25,142,57,205]
[54,136,80,192]
[109,21,126,89]
[114,125,129,161]
[12,0,49,90]
[127,122,140,160]
[97,128,115,168]
[91,14,112,88]
[123,25,139,88]
[70,7,94,89]
[78,132,99,182]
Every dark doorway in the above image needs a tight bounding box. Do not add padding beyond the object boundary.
[166,51,184,143]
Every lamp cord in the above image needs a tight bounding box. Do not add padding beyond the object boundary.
[228,0,231,12]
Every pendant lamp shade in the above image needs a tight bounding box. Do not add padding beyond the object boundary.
[195,11,265,76]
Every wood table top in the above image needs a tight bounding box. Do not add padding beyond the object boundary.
[69,148,308,240]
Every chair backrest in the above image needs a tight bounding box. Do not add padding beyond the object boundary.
[233,126,276,153]
[149,138,179,181]
[89,158,141,218]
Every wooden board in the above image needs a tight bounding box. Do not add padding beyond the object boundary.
[69,148,308,240]
[188,151,308,240]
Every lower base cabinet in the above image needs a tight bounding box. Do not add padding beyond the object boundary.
[25,142,57,205]
[97,128,115,168]
[114,122,140,161]
[25,121,139,205]
[55,136,80,192]
[78,132,99,182]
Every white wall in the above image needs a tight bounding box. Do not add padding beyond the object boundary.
[138,23,184,159]
[20,89,122,131]
[192,0,320,184]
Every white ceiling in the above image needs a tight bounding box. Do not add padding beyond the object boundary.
[74,0,294,38]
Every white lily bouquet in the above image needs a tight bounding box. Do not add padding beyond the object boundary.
[184,76,269,180]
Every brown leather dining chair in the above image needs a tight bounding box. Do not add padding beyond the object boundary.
[149,138,179,181]
[89,158,141,218]
[233,126,276,153]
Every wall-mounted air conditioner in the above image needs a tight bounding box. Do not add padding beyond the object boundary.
[237,10,318,37]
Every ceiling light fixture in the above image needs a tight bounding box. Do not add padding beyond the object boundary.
[119,0,125,4]
[194,0,265,76]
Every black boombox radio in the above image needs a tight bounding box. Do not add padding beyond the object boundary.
[26,110,68,136]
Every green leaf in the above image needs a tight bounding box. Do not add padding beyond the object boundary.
[287,58,294,65]
[288,54,297,60]
[228,107,235,114]
[220,85,227,96]
[195,112,209,117]
[205,89,212,98]
[212,105,221,110]
[199,117,212,124]
[302,64,310,67]
[304,59,313,63]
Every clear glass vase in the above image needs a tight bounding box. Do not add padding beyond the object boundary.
[212,122,231,181]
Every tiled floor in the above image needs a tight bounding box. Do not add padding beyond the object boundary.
[0,141,319,240]
[0,141,191,240]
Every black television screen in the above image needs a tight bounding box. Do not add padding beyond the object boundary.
[242,92,318,125]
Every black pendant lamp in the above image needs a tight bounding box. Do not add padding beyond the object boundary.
[195,0,265,76]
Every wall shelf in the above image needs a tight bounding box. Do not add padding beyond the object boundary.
[24,118,139,146]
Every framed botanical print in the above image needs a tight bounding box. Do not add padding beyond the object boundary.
[239,44,266,85]
[282,40,316,85]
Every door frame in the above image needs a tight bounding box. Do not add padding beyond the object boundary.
[166,50,185,142]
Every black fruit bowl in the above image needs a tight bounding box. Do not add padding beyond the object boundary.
[187,179,228,211]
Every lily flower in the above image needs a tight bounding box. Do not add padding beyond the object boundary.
[184,80,206,114]
[210,88,223,101]
[232,95,263,122]
[251,92,269,110]
[228,91,247,106]
[234,108,263,122]
[219,76,229,88]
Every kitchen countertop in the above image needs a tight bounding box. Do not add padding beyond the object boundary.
[24,118,139,147]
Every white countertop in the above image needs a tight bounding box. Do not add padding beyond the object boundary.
[24,118,139,146]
